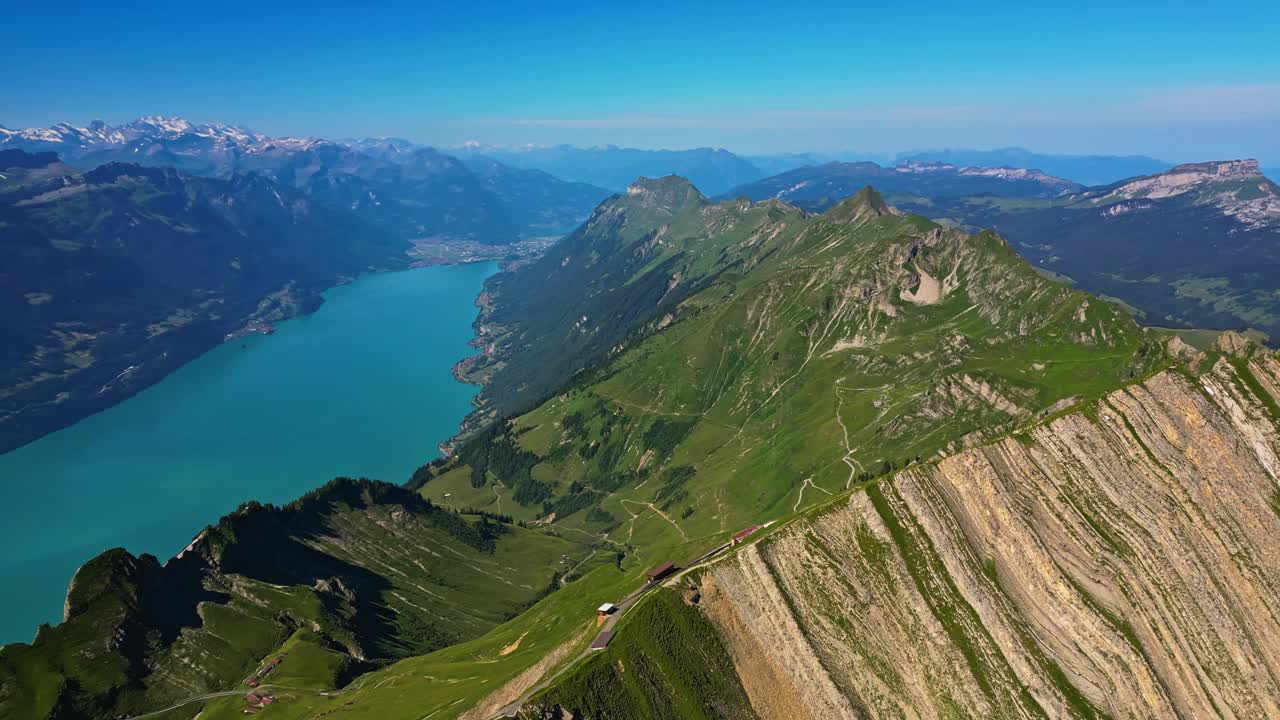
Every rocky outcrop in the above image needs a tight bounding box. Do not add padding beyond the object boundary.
[1093,159,1280,230]
[701,347,1280,718]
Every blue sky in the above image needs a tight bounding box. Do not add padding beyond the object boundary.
[4,0,1279,162]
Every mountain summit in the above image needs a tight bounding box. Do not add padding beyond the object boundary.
[821,184,899,222]
[624,175,709,211]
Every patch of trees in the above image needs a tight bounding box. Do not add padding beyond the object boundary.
[457,508,515,524]
[642,418,696,457]
[407,457,449,489]
[391,610,458,658]
[455,423,552,506]
[562,410,589,438]
[544,490,596,520]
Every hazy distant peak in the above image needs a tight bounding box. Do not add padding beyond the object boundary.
[1164,159,1262,179]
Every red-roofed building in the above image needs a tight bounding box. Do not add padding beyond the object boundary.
[590,631,615,651]
[645,561,675,583]
[731,525,761,545]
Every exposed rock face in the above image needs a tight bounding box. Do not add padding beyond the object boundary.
[1093,159,1280,229]
[701,350,1280,719]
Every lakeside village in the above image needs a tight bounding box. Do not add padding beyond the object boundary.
[224,320,276,341]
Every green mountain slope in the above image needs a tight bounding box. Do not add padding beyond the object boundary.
[444,179,1163,532]
[265,181,1170,720]
[527,335,1280,719]
[0,478,590,720]
[456,176,814,428]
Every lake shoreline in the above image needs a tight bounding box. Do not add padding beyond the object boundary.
[0,244,532,459]
[0,261,501,645]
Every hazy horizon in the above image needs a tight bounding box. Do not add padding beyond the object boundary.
[4,1,1279,164]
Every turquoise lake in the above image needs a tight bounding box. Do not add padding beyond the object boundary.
[0,262,497,645]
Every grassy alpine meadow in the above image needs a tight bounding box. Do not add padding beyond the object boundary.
[196,559,640,719]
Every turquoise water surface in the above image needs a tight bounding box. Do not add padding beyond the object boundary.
[0,262,496,645]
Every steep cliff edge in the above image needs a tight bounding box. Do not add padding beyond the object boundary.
[696,338,1280,719]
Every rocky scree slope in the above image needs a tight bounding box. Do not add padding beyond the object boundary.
[523,334,1280,719]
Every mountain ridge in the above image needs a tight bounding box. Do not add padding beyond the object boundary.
[722,160,1082,210]
[895,146,1173,185]
[1,117,614,243]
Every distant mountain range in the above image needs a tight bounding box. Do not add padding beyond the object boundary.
[724,160,1081,206]
[743,151,896,177]
[0,117,613,243]
[895,147,1172,185]
[451,143,766,196]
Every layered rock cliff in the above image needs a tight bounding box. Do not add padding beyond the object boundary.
[696,339,1280,718]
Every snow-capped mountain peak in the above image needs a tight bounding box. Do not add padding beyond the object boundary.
[128,115,194,135]
[0,116,324,159]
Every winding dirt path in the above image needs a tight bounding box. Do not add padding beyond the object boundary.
[792,476,833,513]
[619,499,688,540]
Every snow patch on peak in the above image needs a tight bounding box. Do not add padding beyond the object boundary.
[134,116,194,135]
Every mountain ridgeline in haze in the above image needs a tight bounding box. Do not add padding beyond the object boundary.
[454,143,767,196]
[895,147,1172,186]
[0,116,614,244]
[5,173,1280,720]
[723,160,1082,207]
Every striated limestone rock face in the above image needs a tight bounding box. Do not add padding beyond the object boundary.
[703,348,1280,719]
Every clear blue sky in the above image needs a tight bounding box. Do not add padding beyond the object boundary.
[4,0,1279,163]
